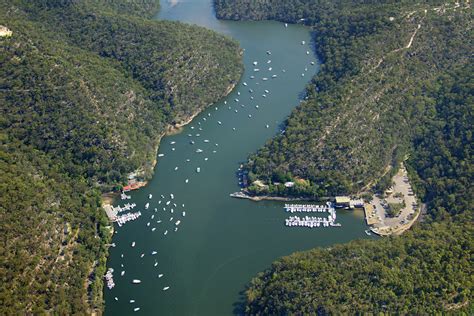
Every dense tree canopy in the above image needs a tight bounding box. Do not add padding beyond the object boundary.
[0,1,242,313]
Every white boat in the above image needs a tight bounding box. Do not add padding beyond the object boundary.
[224,100,227,104]
[146,222,150,226]
[262,77,268,81]
[151,251,157,255]
[134,308,140,312]
[272,75,277,78]
[204,158,208,161]
[171,148,175,151]
[174,227,178,232]
[301,40,306,45]
[166,201,171,205]
[250,75,255,79]
[253,61,258,65]
[255,105,259,108]
[237,91,240,95]
[196,149,203,153]
[170,141,176,145]
[114,297,118,301]
[196,167,201,173]
[204,139,210,143]
[145,203,149,209]
[158,274,164,278]
[163,287,170,291]
[248,114,252,118]
[140,253,144,258]
[164,230,168,235]
[285,23,288,27]
[175,220,181,226]
[267,50,272,55]
[182,211,186,216]
[152,227,156,231]
[254,68,260,72]
[311,61,315,65]
[130,300,135,303]
[154,262,158,267]
[306,51,310,55]
[170,217,173,222]
[234,98,239,102]
[121,271,125,276]
[174,166,178,171]
[243,82,247,86]
[132,279,141,284]
[266,124,269,128]
[131,241,136,247]
[267,60,271,64]
[158,154,164,157]
[185,179,189,183]
[264,89,269,93]
[218,121,222,125]
[268,67,272,71]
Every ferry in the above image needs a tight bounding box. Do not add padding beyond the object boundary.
[132,279,141,284]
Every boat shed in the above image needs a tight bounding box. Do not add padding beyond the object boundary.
[335,196,351,208]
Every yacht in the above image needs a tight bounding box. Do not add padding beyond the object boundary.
[132,279,141,284]
[158,154,164,157]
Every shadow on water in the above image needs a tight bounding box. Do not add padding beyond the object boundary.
[232,288,248,315]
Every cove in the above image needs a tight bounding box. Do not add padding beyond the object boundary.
[104,0,371,315]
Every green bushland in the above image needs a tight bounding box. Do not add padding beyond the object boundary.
[0,0,242,313]
[215,0,473,313]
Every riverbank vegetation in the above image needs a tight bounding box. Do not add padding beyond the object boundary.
[1,1,242,313]
[215,0,473,313]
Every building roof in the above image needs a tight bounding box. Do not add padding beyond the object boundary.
[335,196,350,203]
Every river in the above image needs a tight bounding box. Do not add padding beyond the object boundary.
[104,0,372,314]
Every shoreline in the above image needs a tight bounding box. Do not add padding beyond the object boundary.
[230,191,331,202]
[100,81,238,209]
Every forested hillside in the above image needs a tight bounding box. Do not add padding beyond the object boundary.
[0,1,242,313]
[216,0,471,198]
[215,0,473,313]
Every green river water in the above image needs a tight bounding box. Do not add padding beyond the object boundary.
[105,1,372,314]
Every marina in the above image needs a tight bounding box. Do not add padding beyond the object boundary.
[104,1,371,315]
